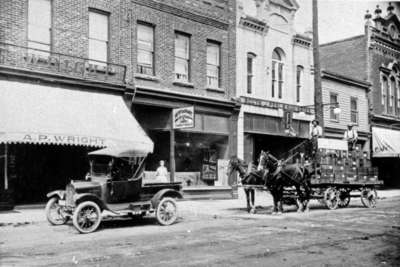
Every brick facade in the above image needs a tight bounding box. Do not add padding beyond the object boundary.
[0,0,236,100]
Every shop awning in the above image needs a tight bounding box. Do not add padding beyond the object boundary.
[372,127,400,158]
[0,80,153,154]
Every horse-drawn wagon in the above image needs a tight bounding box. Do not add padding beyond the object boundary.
[285,138,382,210]
[228,137,382,213]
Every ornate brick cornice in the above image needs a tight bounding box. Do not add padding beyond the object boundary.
[131,0,229,30]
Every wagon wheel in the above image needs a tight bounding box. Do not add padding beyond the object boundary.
[360,188,378,208]
[72,201,102,234]
[338,189,351,208]
[324,187,339,210]
[156,197,178,226]
[45,197,69,225]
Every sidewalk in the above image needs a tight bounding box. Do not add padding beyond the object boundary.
[1,189,400,226]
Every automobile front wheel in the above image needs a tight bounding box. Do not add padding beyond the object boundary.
[72,201,102,234]
[155,197,178,226]
[45,197,68,225]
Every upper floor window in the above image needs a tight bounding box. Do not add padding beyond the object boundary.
[330,93,339,121]
[296,65,304,103]
[137,23,154,76]
[89,10,109,65]
[247,52,256,94]
[28,0,52,55]
[350,97,358,124]
[397,79,400,115]
[271,48,285,99]
[389,76,396,114]
[174,32,190,82]
[381,76,388,113]
[206,41,221,88]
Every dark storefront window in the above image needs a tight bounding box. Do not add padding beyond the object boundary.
[175,132,229,187]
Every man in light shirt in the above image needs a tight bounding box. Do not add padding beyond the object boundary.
[309,119,323,138]
[344,124,358,151]
[308,120,323,168]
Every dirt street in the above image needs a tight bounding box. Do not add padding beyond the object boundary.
[1,196,400,267]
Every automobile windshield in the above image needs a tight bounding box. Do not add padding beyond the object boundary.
[90,156,112,176]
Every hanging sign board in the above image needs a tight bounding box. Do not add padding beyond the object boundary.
[172,106,194,129]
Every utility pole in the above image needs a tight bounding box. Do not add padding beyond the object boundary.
[312,0,324,133]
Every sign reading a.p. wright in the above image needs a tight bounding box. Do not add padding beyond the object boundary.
[172,106,194,129]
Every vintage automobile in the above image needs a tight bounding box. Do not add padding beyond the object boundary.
[45,146,183,233]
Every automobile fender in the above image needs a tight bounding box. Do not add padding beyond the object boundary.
[46,190,65,200]
[74,193,107,211]
[150,189,183,208]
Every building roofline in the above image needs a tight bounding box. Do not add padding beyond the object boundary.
[321,69,371,89]
[320,34,365,47]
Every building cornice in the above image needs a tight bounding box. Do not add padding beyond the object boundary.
[0,65,128,93]
[131,0,229,30]
[135,85,240,111]
[239,16,268,34]
[321,70,371,90]
[292,34,311,48]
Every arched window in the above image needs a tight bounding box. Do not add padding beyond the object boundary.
[247,52,256,94]
[389,76,396,114]
[382,76,388,113]
[271,48,285,98]
[296,65,304,103]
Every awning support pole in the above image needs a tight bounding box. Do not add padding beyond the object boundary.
[4,144,8,190]
[170,127,175,183]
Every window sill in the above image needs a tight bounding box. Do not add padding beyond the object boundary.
[206,87,225,93]
[134,73,160,82]
[173,80,194,88]
[329,119,340,123]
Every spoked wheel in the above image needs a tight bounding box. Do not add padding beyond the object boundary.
[72,201,102,234]
[324,187,339,210]
[360,188,378,208]
[45,197,69,225]
[156,197,178,226]
[338,189,351,208]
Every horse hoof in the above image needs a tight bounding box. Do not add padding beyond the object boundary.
[304,208,310,212]
[297,209,302,213]
[250,208,256,214]
[271,211,277,215]
[277,211,283,215]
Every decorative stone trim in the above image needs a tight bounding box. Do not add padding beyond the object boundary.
[239,16,268,34]
[134,73,160,82]
[173,80,195,88]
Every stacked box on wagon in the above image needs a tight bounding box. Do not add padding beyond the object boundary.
[313,138,378,184]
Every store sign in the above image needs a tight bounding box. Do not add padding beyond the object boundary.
[0,132,106,147]
[240,96,314,114]
[173,106,194,129]
[23,53,116,76]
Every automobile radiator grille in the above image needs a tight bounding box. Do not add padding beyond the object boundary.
[66,185,75,207]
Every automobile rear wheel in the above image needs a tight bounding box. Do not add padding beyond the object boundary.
[45,197,68,225]
[72,201,102,234]
[155,197,178,226]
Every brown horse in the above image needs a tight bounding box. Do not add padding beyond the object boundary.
[227,156,266,213]
[257,150,312,213]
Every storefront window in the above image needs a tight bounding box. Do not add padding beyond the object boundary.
[175,132,229,187]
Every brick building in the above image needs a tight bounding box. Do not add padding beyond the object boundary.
[235,0,314,163]
[0,0,238,205]
[320,3,400,186]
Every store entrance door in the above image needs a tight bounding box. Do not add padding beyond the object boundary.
[12,144,90,204]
